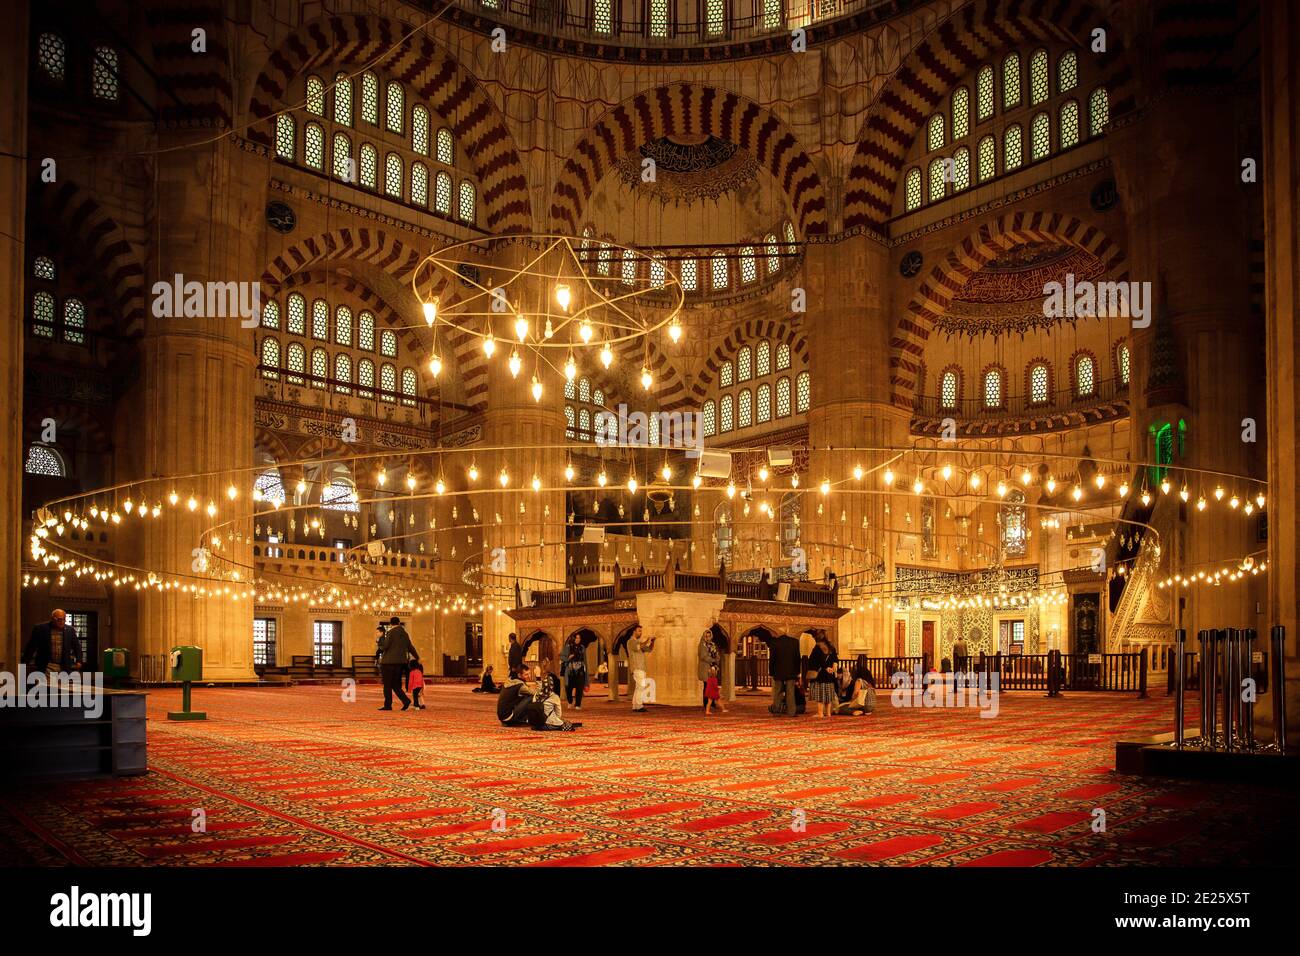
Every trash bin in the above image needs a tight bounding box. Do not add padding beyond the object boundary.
[103,647,130,686]
[170,646,203,682]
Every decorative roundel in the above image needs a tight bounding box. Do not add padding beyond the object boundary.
[1090,179,1119,212]
[266,201,296,234]
[899,251,924,278]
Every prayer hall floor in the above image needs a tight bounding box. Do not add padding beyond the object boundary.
[0,684,1292,867]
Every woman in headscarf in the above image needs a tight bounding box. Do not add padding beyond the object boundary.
[805,632,839,718]
[696,629,719,710]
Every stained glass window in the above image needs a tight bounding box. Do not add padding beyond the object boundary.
[712,253,729,289]
[757,340,771,375]
[928,113,945,151]
[720,362,734,387]
[1003,53,1021,109]
[578,408,591,439]
[740,246,757,283]
[386,81,404,133]
[579,377,591,402]
[437,128,454,165]
[322,479,359,512]
[412,106,429,155]
[953,147,971,191]
[333,133,352,181]
[412,162,429,206]
[784,221,796,245]
[62,297,85,344]
[649,0,671,38]
[360,143,377,189]
[25,443,64,476]
[977,135,996,181]
[940,371,958,409]
[361,73,379,125]
[381,329,398,357]
[1030,49,1049,105]
[705,0,725,35]
[1004,124,1023,171]
[621,254,636,286]
[434,171,452,214]
[335,306,353,346]
[1030,111,1050,160]
[757,383,772,422]
[34,256,55,281]
[385,153,403,198]
[650,257,665,289]
[333,73,352,126]
[380,363,397,400]
[703,400,716,437]
[952,86,970,138]
[976,65,995,121]
[1060,100,1080,149]
[929,158,946,201]
[597,245,611,276]
[357,311,374,351]
[312,299,328,340]
[311,347,328,388]
[796,372,810,412]
[334,353,352,393]
[1075,354,1095,396]
[776,343,791,369]
[459,181,476,222]
[276,115,295,160]
[92,46,119,101]
[304,123,324,169]
[32,290,54,337]
[287,343,305,384]
[763,0,782,30]
[1089,86,1109,136]
[261,338,280,377]
[287,294,306,335]
[1118,344,1131,385]
[720,394,734,432]
[905,168,922,210]
[254,470,285,507]
[681,258,697,291]
[38,33,66,82]
[1030,363,1049,404]
[738,346,752,381]
[306,76,324,115]
[765,235,780,273]
[594,0,614,34]
[358,358,375,396]
[565,405,576,438]
[564,377,576,400]
[260,300,279,330]
[738,389,753,428]
[1058,51,1078,93]
[777,376,791,416]
[983,368,1002,407]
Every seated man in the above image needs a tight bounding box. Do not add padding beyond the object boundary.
[497,670,537,726]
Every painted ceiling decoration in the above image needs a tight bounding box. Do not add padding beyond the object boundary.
[615,135,762,206]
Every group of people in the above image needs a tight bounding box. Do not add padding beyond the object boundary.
[375,616,425,711]
[759,630,876,718]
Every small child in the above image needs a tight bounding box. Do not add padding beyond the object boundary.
[408,660,426,709]
[704,665,727,715]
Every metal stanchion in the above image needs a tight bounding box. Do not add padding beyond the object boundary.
[1174,629,1186,749]
[1241,628,1256,750]
[1201,630,1217,747]
[1271,625,1287,754]
[1223,628,1237,752]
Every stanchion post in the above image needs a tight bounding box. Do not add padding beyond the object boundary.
[1223,628,1237,752]
[1174,629,1186,749]
[1241,628,1256,750]
[1271,625,1287,754]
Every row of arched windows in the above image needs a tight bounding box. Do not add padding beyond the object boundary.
[580,221,797,294]
[261,294,399,356]
[719,339,792,387]
[935,345,1129,411]
[28,256,86,345]
[259,338,418,406]
[35,32,118,101]
[703,372,810,436]
[564,376,608,441]
[903,48,1108,212]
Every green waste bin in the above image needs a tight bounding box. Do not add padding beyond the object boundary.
[102,647,130,685]
[167,646,207,720]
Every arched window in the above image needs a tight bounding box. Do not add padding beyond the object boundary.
[322,478,360,513]
[784,220,796,246]
[676,258,694,291]
[1029,49,1049,104]
[305,76,325,115]
[597,0,617,32]
[940,370,959,410]
[1029,362,1049,404]
[37,33,66,82]
[62,298,85,344]
[776,376,792,416]
[358,311,375,351]
[756,340,771,376]
[593,384,605,404]
[796,371,811,412]
[261,338,280,378]
[334,306,352,346]
[776,343,791,370]
[1117,343,1131,385]
[386,81,404,133]
[359,143,378,189]
[458,181,476,222]
[385,153,403,198]
[412,106,430,155]
[334,353,352,393]
[904,168,923,211]
[720,361,734,387]
[380,363,397,401]
[1004,124,1023,171]
[739,246,757,284]
[952,147,971,191]
[579,377,591,403]
[1089,87,1109,136]
[1001,489,1027,556]
[621,253,636,286]
[25,443,64,476]
[333,73,353,126]
[703,400,717,437]
[91,46,119,101]
[977,134,996,181]
[712,252,729,289]
[32,289,54,337]
[311,299,328,340]
[1058,51,1078,93]
[1003,53,1022,109]
[714,502,733,558]
[411,163,429,206]
[720,394,734,432]
[578,408,591,438]
[929,157,947,201]
[765,234,780,274]
[310,347,328,388]
[738,388,753,428]
[434,171,452,214]
[648,0,672,37]
[564,377,576,400]
[976,65,995,121]
[286,343,306,384]
[254,469,285,508]
[650,257,666,288]
[262,299,280,330]
[275,115,295,161]
[356,72,378,125]
[1059,100,1080,149]
[33,256,55,281]
[333,133,352,181]
[436,128,454,165]
[952,86,970,138]
[1030,112,1051,161]
[565,405,576,438]
[983,368,1003,408]
[304,123,325,169]
[358,358,375,398]
[287,293,306,335]
[757,383,772,423]
[1075,353,1096,396]
[927,113,945,151]
[596,244,612,276]
[737,346,752,381]
[380,329,398,357]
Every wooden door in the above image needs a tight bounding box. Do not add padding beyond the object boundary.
[894,620,907,657]
[922,621,935,667]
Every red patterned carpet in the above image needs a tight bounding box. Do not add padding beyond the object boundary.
[0,684,1292,867]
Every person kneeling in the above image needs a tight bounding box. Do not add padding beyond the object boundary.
[833,670,876,716]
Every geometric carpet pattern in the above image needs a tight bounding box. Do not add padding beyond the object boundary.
[1,685,1293,867]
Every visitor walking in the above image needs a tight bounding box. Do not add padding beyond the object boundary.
[625,625,657,713]
[704,665,727,715]
[805,632,839,718]
[696,629,719,706]
[22,608,83,674]
[407,660,426,709]
[769,632,802,716]
[507,632,524,675]
[377,615,418,711]
[562,633,587,709]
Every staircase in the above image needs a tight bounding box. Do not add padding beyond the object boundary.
[1106,477,1177,649]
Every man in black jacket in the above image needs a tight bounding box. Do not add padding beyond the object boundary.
[23,609,84,673]
[768,633,802,717]
[376,616,418,710]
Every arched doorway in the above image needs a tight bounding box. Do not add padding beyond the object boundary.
[522,630,557,677]
[736,625,776,690]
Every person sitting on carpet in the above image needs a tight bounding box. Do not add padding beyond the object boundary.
[472,665,498,694]
[528,674,580,731]
[497,670,537,726]
[833,668,876,716]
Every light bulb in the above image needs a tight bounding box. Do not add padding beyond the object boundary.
[941,464,952,481]
[377,469,387,486]
[530,376,543,402]
[692,474,702,489]
[1179,486,1190,502]
[913,478,924,494]
[422,298,438,326]
[564,354,577,380]
[1160,479,1171,494]
[579,320,594,344]
[1244,502,1254,515]
[227,484,238,500]
[661,464,673,481]
[1072,485,1083,502]
[483,335,496,359]
[508,349,522,378]
[627,476,638,494]
[554,283,571,311]
[1046,477,1057,494]
[564,463,575,482]
[206,502,217,517]
[532,474,542,492]
[406,474,417,491]
[1229,495,1239,509]
[1021,470,1031,485]
[151,505,161,518]
[791,474,799,488]
[1118,482,1128,497]
[668,320,682,344]
[429,354,442,377]
[1214,486,1225,500]
[726,482,736,499]
[597,471,607,487]
[640,366,653,390]
[600,342,613,369]
[820,479,830,495]
[1141,491,1151,506]
[1256,493,1266,508]
[499,468,510,487]
[514,314,529,342]
[124,499,134,514]
[468,464,479,482]
[970,473,981,489]
[168,491,178,506]
[758,466,769,483]
[187,497,198,512]
[296,480,306,495]
[435,478,445,495]
[997,482,1008,498]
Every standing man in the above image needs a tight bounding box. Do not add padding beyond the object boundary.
[23,609,83,674]
[952,636,969,673]
[769,632,802,717]
[625,624,657,713]
[377,615,418,711]
[507,632,524,677]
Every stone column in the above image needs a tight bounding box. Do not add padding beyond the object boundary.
[1261,1,1300,740]
[123,138,259,679]
[0,7,27,670]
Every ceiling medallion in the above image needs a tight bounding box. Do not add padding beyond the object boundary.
[615,135,760,205]
[265,200,296,234]
[899,250,924,278]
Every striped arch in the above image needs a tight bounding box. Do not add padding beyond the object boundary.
[31,183,147,338]
[146,1,234,127]
[551,83,828,237]
[690,318,809,402]
[596,337,689,412]
[24,403,112,455]
[247,14,531,233]
[890,211,1127,408]
[262,229,492,410]
[842,0,1134,230]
